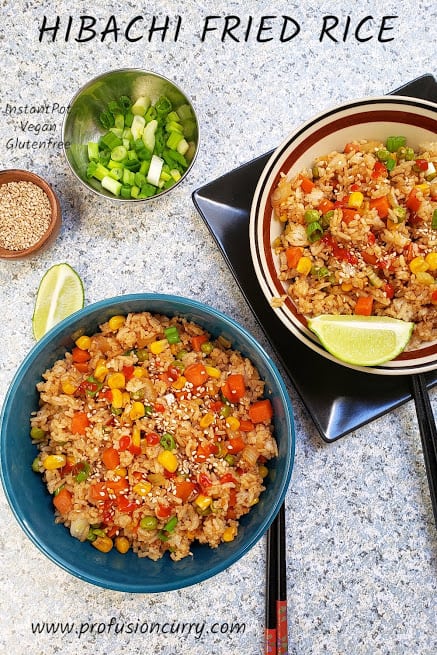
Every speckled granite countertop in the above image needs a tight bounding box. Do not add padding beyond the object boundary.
[0,2,436,654]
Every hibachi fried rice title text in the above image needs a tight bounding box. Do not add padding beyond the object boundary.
[37,14,399,44]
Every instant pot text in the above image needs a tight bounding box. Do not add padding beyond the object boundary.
[2,102,70,151]
[37,14,399,44]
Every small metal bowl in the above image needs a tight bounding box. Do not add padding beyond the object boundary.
[62,69,199,202]
[0,169,61,260]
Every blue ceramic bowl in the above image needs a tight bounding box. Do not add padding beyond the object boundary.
[0,294,294,592]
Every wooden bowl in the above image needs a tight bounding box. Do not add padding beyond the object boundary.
[0,169,61,259]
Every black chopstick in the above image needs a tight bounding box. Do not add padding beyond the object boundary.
[411,373,437,527]
[265,503,288,655]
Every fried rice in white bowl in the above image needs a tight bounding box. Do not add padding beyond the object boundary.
[249,96,437,375]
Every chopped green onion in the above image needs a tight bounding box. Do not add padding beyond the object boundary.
[75,462,90,483]
[386,158,396,171]
[87,142,100,161]
[164,326,181,344]
[101,176,122,196]
[99,111,114,130]
[163,516,178,533]
[386,136,406,153]
[160,433,176,450]
[306,221,323,242]
[304,209,320,224]
[147,154,164,187]
[432,209,437,229]
[393,206,407,222]
[110,145,128,162]
[100,131,122,150]
[131,95,150,116]
[377,148,390,162]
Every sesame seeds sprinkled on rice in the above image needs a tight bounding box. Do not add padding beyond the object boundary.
[272,137,437,349]
[31,311,277,561]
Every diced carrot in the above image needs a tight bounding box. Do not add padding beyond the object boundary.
[174,480,197,502]
[354,296,374,316]
[361,250,379,266]
[344,142,360,153]
[73,361,90,373]
[71,411,90,435]
[106,477,129,495]
[248,399,273,424]
[53,487,73,515]
[191,334,208,351]
[89,482,109,502]
[341,208,358,224]
[239,419,255,432]
[300,176,315,193]
[71,347,91,363]
[285,246,304,269]
[369,195,390,218]
[194,442,218,463]
[406,188,421,212]
[222,374,246,403]
[102,446,120,470]
[227,436,246,454]
[122,365,135,381]
[318,198,335,214]
[184,362,209,387]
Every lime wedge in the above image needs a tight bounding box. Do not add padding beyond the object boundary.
[307,314,414,367]
[32,263,84,340]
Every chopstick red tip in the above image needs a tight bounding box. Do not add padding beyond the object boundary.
[276,599,288,654]
[264,628,277,654]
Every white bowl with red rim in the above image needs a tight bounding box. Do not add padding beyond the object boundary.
[249,96,437,375]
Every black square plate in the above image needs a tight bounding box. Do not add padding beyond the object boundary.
[192,75,437,442]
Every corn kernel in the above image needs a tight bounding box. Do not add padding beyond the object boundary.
[133,481,152,496]
[194,494,212,511]
[157,450,178,473]
[296,256,312,275]
[416,271,435,286]
[108,315,126,331]
[114,536,130,554]
[415,183,429,193]
[348,191,364,208]
[409,256,428,275]
[130,401,145,420]
[43,454,67,470]
[133,367,147,378]
[150,339,168,355]
[258,464,269,479]
[199,412,215,429]
[107,372,126,389]
[122,391,130,406]
[111,388,123,409]
[113,467,127,478]
[75,335,91,350]
[226,416,240,431]
[94,363,109,381]
[425,252,437,271]
[131,424,141,447]
[222,526,237,542]
[205,365,221,379]
[341,282,353,292]
[171,375,187,390]
[91,535,113,553]
[61,379,77,395]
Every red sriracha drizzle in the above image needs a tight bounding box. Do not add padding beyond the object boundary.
[322,234,358,265]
